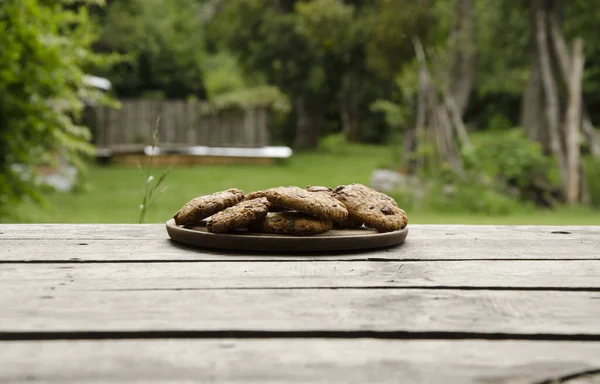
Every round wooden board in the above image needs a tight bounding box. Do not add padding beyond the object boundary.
[165,218,408,253]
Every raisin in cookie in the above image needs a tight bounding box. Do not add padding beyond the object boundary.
[249,186,348,222]
[334,183,407,232]
[207,197,270,233]
[249,211,332,235]
[173,188,245,226]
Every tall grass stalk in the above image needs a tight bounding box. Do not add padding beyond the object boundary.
[138,117,171,223]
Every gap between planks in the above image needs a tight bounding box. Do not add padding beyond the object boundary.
[2,330,600,342]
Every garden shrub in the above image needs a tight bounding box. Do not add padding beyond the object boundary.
[0,0,117,219]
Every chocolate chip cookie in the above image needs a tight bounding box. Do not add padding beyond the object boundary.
[305,185,363,228]
[245,190,290,212]
[249,211,333,235]
[173,188,244,226]
[207,197,270,233]
[248,186,348,222]
[334,183,407,232]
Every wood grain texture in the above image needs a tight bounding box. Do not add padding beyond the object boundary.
[1,261,599,290]
[2,224,598,240]
[567,375,600,384]
[2,288,599,334]
[2,224,598,262]
[2,224,600,382]
[1,236,599,261]
[2,340,600,383]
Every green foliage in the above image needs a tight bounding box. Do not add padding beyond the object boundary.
[203,85,291,114]
[426,180,529,215]
[429,128,557,213]
[295,0,356,54]
[474,0,530,96]
[369,100,408,130]
[100,0,206,98]
[210,0,426,147]
[202,51,251,100]
[366,0,433,78]
[370,59,421,134]
[463,129,554,195]
[0,0,117,219]
[584,156,600,208]
[214,0,318,96]
[389,128,556,215]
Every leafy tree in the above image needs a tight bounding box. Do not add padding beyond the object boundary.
[99,0,207,99]
[201,51,250,100]
[295,0,366,142]
[209,0,430,148]
[366,0,433,82]
[0,0,117,219]
[211,0,335,149]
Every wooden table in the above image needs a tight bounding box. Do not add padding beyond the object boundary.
[1,224,599,383]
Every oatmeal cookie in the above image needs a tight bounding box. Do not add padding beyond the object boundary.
[333,214,365,229]
[305,185,363,228]
[245,190,290,212]
[173,188,245,226]
[207,197,270,233]
[249,186,348,222]
[334,183,407,232]
[249,211,333,235]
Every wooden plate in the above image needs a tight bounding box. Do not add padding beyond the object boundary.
[165,218,408,253]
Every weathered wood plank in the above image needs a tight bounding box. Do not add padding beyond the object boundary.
[1,261,598,290]
[2,224,598,240]
[1,288,599,334]
[1,340,600,383]
[570,375,600,384]
[1,236,597,262]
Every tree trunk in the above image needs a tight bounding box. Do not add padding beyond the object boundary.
[412,37,466,179]
[581,106,600,157]
[521,1,552,154]
[563,38,584,203]
[294,96,323,150]
[521,52,552,154]
[405,49,429,173]
[402,128,416,173]
[444,92,472,150]
[548,13,600,158]
[580,162,591,205]
[534,0,568,190]
[340,75,360,142]
[448,0,476,116]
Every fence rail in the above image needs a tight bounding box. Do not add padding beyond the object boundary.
[88,100,271,149]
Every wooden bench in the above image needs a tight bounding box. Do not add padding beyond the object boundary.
[96,145,293,166]
[1,224,599,383]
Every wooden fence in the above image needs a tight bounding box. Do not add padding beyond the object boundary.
[87,100,271,149]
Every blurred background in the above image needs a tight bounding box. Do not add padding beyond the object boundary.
[1,0,599,225]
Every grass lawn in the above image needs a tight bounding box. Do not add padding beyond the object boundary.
[10,135,600,225]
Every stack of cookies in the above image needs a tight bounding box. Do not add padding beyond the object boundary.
[172,183,408,236]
